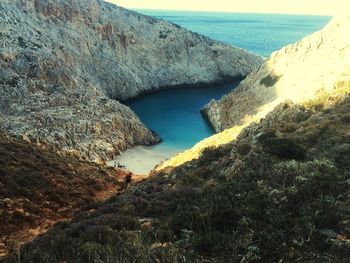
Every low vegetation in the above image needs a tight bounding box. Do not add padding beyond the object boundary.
[5,94,349,262]
[0,132,133,259]
[260,74,281,87]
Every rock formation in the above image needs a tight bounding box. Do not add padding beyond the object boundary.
[0,0,262,161]
[202,15,350,132]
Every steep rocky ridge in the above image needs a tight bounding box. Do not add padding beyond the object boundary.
[0,0,262,161]
[158,15,350,169]
[203,15,350,132]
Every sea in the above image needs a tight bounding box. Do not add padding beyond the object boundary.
[111,11,331,173]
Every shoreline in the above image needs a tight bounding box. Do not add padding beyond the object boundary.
[118,78,243,103]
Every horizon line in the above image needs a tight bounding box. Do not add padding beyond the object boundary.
[130,7,333,17]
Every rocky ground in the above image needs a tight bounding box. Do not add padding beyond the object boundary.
[0,0,262,162]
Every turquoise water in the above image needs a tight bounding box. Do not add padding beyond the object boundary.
[124,11,331,154]
[125,82,239,149]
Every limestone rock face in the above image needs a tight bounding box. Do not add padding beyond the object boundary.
[0,0,262,161]
[203,15,350,132]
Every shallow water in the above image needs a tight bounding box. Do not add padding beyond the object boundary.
[111,12,331,173]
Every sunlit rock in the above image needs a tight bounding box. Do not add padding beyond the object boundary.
[159,15,350,170]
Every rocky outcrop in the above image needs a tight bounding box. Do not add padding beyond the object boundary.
[0,92,159,162]
[202,15,350,132]
[0,0,262,161]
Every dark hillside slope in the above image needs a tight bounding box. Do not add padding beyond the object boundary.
[0,131,133,258]
[12,95,350,262]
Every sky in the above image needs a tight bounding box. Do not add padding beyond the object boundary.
[105,0,346,16]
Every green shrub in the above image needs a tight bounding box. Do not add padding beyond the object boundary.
[260,74,280,87]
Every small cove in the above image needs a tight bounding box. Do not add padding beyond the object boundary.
[126,83,239,149]
[109,12,331,174]
[109,82,239,174]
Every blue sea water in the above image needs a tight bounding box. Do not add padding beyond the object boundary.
[116,12,331,172]
[137,10,331,57]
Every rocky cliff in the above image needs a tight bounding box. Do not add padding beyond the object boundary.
[0,0,262,161]
[158,15,350,170]
[202,15,350,132]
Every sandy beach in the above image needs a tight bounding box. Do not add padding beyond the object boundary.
[108,145,182,174]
